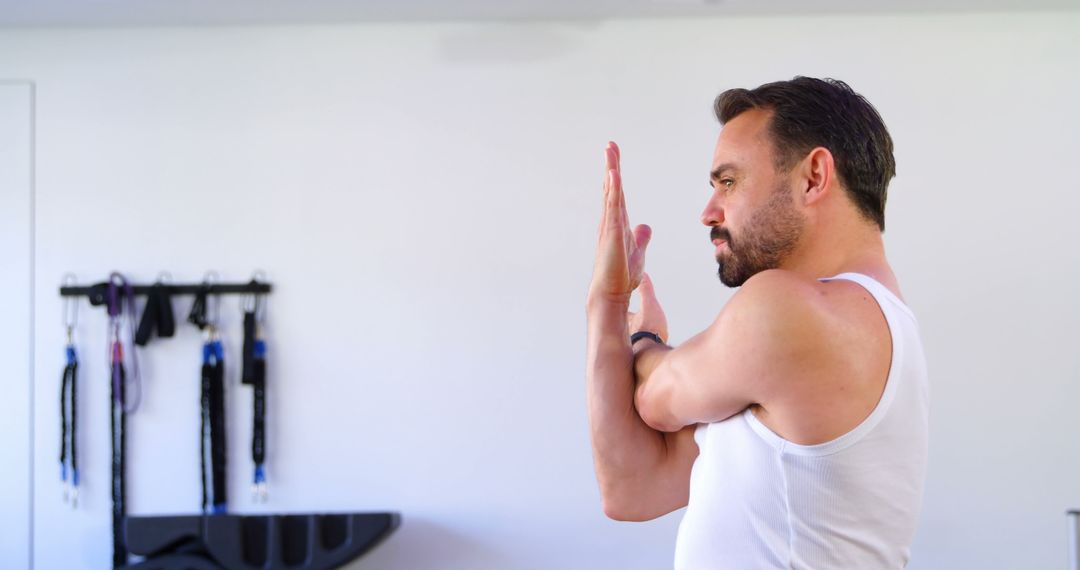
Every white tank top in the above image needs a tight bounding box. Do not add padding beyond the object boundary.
[673,272,930,569]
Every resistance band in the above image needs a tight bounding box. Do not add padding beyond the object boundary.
[242,294,268,501]
[190,285,227,514]
[59,283,79,508]
[106,272,139,568]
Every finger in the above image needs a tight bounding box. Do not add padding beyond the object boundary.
[604,146,617,182]
[633,224,652,252]
[640,272,660,309]
[600,147,617,236]
[611,149,629,232]
[605,169,623,234]
[622,189,630,237]
[603,147,613,198]
[640,271,655,294]
[611,167,630,241]
[603,146,618,202]
[597,183,608,241]
[629,225,652,290]
[613,167,630,236]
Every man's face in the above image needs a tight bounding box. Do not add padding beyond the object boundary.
[702,109,805,287]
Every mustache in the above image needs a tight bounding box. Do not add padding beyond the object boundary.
[710,227,731,243]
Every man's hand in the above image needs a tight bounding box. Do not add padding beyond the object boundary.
[588,141,652,306]
[628,273,669,343]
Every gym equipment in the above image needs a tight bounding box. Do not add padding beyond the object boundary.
[121,512,400,569]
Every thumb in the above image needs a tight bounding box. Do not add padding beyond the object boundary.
[633,224,652,252]
[640,272,659,307]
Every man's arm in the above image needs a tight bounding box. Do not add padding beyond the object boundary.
[634,269,830,433]
[586,297,698,522]
[585,142,698,522]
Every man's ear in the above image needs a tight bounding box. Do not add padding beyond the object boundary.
[798,147,835,206]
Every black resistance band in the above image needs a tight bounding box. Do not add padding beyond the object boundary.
[59,332,79,507]
[60,275,80,508]
[106,273,134,568]
[192,286,227,514]
[203,337,227,513]
[242,308,268,500]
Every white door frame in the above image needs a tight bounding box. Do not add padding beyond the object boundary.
[0,80,35,570]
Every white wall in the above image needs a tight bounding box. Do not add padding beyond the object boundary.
[1,11,1078,569]
[0,82,32,570]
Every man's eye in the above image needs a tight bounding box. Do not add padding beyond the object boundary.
[721,179,734,190]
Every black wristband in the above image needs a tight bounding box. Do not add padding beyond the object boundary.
[630,331,664,346]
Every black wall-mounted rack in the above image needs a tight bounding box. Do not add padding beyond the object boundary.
[60,281,272,300]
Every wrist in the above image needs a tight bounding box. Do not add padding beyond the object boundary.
[586,291,631,313]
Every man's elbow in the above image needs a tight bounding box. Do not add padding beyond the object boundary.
[640,406,683,433]
[602,499,657,522]
[635,385,684,433]
[603,499,633,521]
[600,486,639,521]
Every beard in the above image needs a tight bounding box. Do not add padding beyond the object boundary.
[713,183,804,287]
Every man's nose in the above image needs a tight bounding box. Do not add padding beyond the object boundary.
[700,197,724,227]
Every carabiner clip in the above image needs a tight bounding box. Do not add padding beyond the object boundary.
[62,273,78,345]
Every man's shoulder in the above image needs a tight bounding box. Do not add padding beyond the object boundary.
[725,268,877,322]
[721,270,897,444]
[722,269,828,332]
[714,269,871,365]
[738,268,818,297]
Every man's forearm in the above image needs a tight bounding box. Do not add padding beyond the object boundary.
[585,296,668,515]
[632,339,684,432]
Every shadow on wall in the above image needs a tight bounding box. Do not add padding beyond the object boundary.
[345,516,517,569]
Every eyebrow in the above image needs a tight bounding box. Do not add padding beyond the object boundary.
[709,163,740,185]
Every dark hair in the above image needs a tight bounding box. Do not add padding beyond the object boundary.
[715,77,895,231]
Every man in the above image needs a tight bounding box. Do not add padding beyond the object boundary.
[585,77,929,569]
